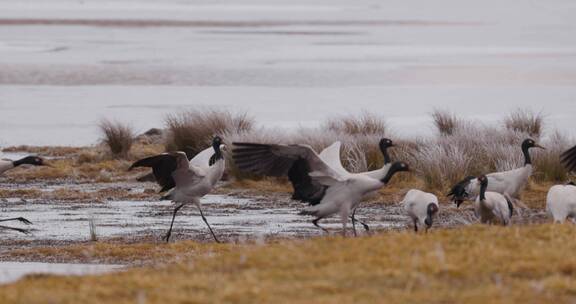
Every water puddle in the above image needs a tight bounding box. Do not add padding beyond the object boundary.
[0,194,404,241]
[0,262,122,285]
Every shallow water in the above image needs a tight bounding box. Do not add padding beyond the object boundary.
[0,0,575,146]
[0,262,122,285]
[0,194,405,241]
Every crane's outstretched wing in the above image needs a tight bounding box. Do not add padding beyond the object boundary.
[233,143,341,178]
[318,141,350,176]
[232,143,343,204]
[561,145,576,172]
[189,146,214,171]
[130,153,177,192]
[130,152,205,193]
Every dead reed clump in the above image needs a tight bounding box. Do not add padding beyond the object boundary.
[405,115,531,192]
[98,119,135,159]
[533,131,572,182]
[431,109,461,136]
[503,108,544,138]
[322,111,387,136]
[164,109,253,158]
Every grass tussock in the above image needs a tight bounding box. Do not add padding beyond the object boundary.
[98,119,135,158]
[165,109,253,158]
[503,108,544,138]
[533,131,572,182]
[431,109,461,136]
[2,224,576,303]
[404,123,528,191]
[322,111,387,136]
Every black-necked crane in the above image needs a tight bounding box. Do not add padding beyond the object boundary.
[232,141,409,236]
[474,175,514,225]
[545,146,576,223]
[130,136,225,242]
[0,156,49,175]
[448,138,544,207]
[401,189,439,232]
[235,138,394,235]
[318,138,395,232]
[546,183,576,223]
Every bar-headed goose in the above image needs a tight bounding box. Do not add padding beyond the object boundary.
[448,138,544,207]
[401,189,439,233]
[474,175,514,225]
[0,156,49,176]
[130,136,226,242]
[232,142,409,235]
[546,183,576,223]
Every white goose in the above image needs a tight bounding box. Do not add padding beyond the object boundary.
[474,175,514,225]
[401,189,439,232]
[0,156,48,175]
[232,142,409,235]
[448,138,544,207]
[130,136,226,242]
[546,183,576,223]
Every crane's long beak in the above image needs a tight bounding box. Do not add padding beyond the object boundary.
[535,144,546,150]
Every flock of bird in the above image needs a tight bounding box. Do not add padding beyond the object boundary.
[1,136,576,242]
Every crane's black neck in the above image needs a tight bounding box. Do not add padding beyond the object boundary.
[381,146,391,165]
[12,157,35,167]
[522,144,532,166]
[479,179,488,201]
[213,142,222,160]
[209,140,223,166]
[380,162,407,184]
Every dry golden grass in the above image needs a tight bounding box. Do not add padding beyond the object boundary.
[2,224,576,303]
[6,241,230,265]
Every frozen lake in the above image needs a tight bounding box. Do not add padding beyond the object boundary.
[0,0,575,146]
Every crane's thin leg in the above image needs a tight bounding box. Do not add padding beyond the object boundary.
[0,225,30,234]
[351,209,358,237]
[197,205,220,243]
[164,203,184,243]
[341,213,348,237]
[350,208,370,233]
[413,218,418,233]
[312,218,329,233]
[0,217,32,224]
